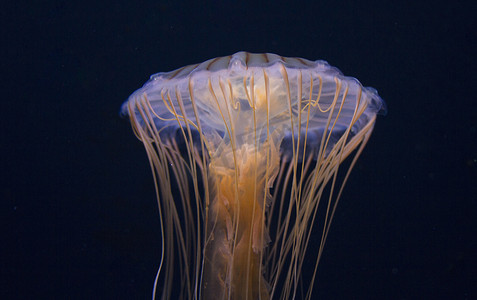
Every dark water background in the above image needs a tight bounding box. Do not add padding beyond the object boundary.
[2,0,475,299]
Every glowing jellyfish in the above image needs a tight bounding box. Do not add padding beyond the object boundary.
[121,52,385,300]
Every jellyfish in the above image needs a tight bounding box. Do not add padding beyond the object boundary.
[121,52,385,300]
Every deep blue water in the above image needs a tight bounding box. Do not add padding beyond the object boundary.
[2,0,475,299]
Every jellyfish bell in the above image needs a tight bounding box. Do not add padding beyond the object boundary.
[121,52,385,300]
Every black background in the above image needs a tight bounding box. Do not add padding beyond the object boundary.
[2,0,476,299]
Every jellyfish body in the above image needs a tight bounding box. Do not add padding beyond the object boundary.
[122,52,385,300]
